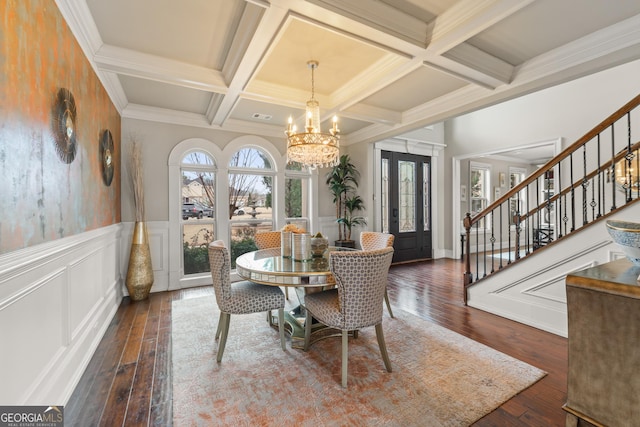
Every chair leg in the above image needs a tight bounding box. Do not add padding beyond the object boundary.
[278,308,286,351]
[384,289,394,318]
[341,330,349,388]
[285,287,289,300]
[215,312,224,339]
[375,323,392,373]
[216,312,231,363]
[303,309,312,351]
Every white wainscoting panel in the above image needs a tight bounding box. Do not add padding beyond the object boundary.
[0,224,123,405]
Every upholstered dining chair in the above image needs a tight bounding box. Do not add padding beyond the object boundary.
[360,231,395,318]
[208,240,286,362]
[303,247,394,387]
[254,230,290,299]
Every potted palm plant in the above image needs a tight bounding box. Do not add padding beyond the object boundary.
[326,154,366,248]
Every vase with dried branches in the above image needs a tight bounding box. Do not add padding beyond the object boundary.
[125,139,154,301]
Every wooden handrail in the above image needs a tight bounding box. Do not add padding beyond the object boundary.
[468,93,640,228]
[519,140,640,222]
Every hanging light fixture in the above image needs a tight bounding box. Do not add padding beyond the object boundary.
[285,60,340,169]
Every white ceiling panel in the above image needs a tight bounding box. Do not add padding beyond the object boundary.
[362,65,468,111]
[86,0,245,69]
[119,75,213,114]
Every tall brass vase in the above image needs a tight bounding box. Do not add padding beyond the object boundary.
[126,222,154,301]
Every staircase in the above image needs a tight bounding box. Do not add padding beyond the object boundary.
[463,93,640,336]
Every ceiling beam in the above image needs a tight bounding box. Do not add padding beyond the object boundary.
[302,0,429,47]
[210,3,289,126]
[94,45,228,93]
[426,0,536,54]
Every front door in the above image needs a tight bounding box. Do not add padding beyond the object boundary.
[381,151,432,262]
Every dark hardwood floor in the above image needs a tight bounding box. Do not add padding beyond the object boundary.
[65,258,568,426]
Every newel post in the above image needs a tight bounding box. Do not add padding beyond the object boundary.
[463,213,473,305]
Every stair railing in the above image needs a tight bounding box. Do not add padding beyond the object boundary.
[464,93,640,303]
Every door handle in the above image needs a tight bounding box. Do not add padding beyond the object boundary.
[393,208,398,218]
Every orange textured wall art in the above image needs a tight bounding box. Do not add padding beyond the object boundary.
[0,0,121,254]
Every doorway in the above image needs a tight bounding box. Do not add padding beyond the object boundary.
[381,151,432,262]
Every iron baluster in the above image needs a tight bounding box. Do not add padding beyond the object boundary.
[490,210,495,274]
[557,162,563,238]
[582,144,589,226]
[626,112,634,202]
[482,223,487,278]
[611,125,617,211]
[597,134,602,218]
[499,204,504,270]
[569,152,575,232]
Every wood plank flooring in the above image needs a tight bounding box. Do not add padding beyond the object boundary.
[65,258,568,426]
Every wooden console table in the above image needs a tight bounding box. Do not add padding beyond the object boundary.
[564,258,640,427]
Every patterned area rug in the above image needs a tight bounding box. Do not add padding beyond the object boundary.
[172,296,545,426]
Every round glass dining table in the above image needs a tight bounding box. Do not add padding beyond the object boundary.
[235,246,354,348]
[235,247,353,287]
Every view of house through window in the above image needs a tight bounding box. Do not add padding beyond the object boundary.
[509,167,527,226]
[181,151,216,275]
[177,144,312,276]
[228,147,275,266]
[470,161,491,228]
[285,162,310,232]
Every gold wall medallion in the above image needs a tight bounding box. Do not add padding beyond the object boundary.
[100,129,114,186]
[52,88,77,164]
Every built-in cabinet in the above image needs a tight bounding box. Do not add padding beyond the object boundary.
[564,258,640,426]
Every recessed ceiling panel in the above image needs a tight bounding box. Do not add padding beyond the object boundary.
[468,0,640,66]
[330,116,371,135]
[252,18,390,96]
[362,65,467,111]
[87,0,245,69]
[119,75,213,114]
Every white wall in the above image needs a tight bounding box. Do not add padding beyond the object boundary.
[0,225,123,404]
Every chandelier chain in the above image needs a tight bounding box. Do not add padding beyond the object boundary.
[309,61,316,101]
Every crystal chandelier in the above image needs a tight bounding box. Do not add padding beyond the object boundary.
[285,60,340,169]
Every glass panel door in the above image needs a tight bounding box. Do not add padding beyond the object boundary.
[381,151,432,262]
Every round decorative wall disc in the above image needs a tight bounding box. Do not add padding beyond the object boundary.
[52,88,77,164]
[100,129,114,186]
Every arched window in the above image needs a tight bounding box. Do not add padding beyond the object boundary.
[181,151,216,275]
[228,147,276,266]
[168,136,318,290]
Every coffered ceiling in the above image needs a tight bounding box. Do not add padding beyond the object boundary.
[57,0,640,146]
